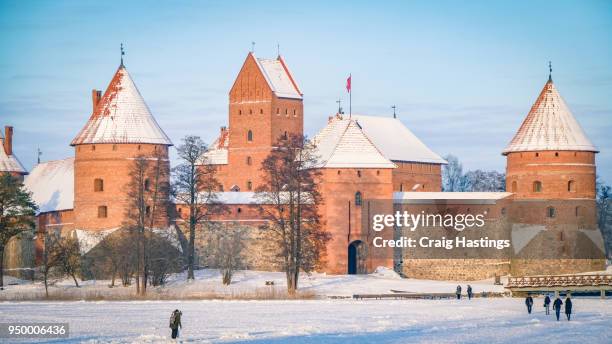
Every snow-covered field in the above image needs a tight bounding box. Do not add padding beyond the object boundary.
[1,297,610,343]
[0,268,506,300]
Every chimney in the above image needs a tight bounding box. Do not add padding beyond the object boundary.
[4,126,13,156]
[92,89,102,112]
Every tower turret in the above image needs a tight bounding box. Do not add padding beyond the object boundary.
[71,63,172,231]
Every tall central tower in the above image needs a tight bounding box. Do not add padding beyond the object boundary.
[225,53,303,191]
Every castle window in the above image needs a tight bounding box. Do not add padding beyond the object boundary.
[219,184,224,192]
[400,183,403,191]
[247,130,253,142]
[535,152,539,157]
[239,110,242,115]
[249,109,252,114]
[144,179,150,191]
[533,181,542,193]
[568,180,576,192]
[145,206,151,216]
[355,191,362,206]
[285,108,288,115]
[138,145,141,150]
[547,206,556,218]
[422,184,426,189]
[293,109,296,116]
[283,131,287,139]
[501,207,507,216]
[91,145,96,151]
[247,181,252,191]
[559,231,564,241]
[247,156,252,165]
[112,144,117,151]
[276,108,280,115]
[94,178,104,192]
[230,185,240,192]
[357,170,361,178]
[337,170,341,175]
[98,206,108,218]
[260,108,263,114]
[377,170,380,176]
[237,207,242,214]
[575,206,581,217]
[511,181,517,193]
[555,152,559,157]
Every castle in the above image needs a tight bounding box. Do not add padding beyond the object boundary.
[2,52,605,280]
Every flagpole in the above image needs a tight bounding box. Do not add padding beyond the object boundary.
[349,73,352,118]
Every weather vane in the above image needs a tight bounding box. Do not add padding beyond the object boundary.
[548,61,552,81]
[251,41,255,53]
[391,105,397,119]
[336,98,343,114]
[121,43,125,66]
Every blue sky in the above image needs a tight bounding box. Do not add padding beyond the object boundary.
[1,0,611,182]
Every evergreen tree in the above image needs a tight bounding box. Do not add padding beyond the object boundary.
[0,173,37,289]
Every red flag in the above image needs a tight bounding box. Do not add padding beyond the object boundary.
[346,74,351,93]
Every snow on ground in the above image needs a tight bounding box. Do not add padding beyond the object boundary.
[1,297,610,343]
[0,268,506,299]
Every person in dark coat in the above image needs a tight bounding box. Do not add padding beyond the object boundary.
[543,294,551,315]
[525,295,534,314]
[467,285,473,300]
[169,309,182,339]
[456,285,462,300]
[553,297,563,321]
[565,296,573,321]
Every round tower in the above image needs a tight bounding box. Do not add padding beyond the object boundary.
[503,73,598,200]
[503,69,604,275]
[70,63,172,231]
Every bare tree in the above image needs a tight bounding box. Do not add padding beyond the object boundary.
[0,173,37,289]
[51,235,81,287]
[256,134,330,294]
[173,135,223,280]
[442,155,470,192]
[209,224,247,285]
[124,152,170,295]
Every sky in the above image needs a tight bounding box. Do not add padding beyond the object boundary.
[1,0,611,182]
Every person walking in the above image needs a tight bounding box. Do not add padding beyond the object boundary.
[525,295,534,314]
[169,309,182,339]
[456,285,462,300]
[565,296,573,321]
[553,296,563,321]
[543,294,551,315]
[467,285,473,300]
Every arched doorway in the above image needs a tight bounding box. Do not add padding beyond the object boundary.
[348,240,366,274]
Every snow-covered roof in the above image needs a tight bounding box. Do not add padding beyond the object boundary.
[24,157,74,213]
[394,191,512,204]
[352,115,447,164]
[254,55,302,100]
[71,65,172,146]
[201,128,229,165]
[0,135,26,174]
[311,115,396,169]
[502,79,597,154]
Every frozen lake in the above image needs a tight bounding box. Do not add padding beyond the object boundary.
[1,297,610,343]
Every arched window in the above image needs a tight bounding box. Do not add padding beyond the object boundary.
[247,130,253,142]
[355,191,362,206]
[568,180,576,192]
[547,206,556,218]
[511,181,517,193]
[533,181,542,193]
[247,181,252,191]
[98,206,108,218]
[94,178,104,192]
[247,156,252,165]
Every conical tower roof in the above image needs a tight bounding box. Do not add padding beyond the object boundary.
[71,65,172,146]
[502,78,597,155]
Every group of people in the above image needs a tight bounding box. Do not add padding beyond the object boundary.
[455,285,474,299]
[525,294,573,321]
